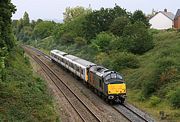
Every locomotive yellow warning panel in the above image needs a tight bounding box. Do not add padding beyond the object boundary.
[108,84,126,94]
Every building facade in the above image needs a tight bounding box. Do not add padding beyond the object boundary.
[149,9,175,30]
[174,9,180,29]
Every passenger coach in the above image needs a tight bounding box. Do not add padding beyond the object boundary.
[50,49,126,103]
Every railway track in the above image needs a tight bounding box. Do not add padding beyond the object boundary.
[24,46,101,122]
[24,45,155,122]
[113,104,155,122]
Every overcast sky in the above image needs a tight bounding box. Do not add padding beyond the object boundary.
[12,0,180,20]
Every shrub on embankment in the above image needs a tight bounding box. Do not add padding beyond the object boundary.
[0,47,59,121]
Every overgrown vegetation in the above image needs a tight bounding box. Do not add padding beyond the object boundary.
[13,5,180,121]
[0,0,59,121]
[0,47,59,121]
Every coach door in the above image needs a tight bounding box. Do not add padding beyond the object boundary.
[90,71,94,86]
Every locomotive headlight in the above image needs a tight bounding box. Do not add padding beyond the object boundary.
[108,95,114,99]
[121,95,126,98]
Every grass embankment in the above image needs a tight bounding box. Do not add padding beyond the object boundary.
[31,30,180,121]
[126,31,180,121]
[0,47,59,121]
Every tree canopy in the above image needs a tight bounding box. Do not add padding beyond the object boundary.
[63,6,92,23]
[82,5,128,39]
[0,0,16,50]
[23,11,30,26]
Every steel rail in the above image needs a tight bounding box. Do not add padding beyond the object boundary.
[24,47,101,122]
[24,45,155,122]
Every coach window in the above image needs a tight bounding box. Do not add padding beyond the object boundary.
[80,68,83,74]
[78,67,80,72]
[74,65,77,70]
[81,69,83,74]
[70,63,73,68]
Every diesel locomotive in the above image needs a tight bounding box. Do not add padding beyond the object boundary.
[50,50,126,103]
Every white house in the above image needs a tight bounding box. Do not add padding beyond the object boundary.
[149,9,175,30]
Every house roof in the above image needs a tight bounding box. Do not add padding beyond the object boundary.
[149,11,175,21]
[159,11,175,20]
[175,9,180,19]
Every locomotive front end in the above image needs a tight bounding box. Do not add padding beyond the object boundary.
[105,72,126,103]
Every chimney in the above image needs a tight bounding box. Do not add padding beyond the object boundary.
[164,8,167,12]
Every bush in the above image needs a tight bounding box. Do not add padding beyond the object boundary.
[143,58,178,97]
[177,29,180,33]
[155,58,177,86]
[169,88,180,108]
[136,91,145,101]
[149,95,161,107]
[91,32,115,53]
[75,37,87,47]
[95,52,112,68]
[143,79,157,97]
[24,56,30,65]
[0,48,59,121]
[111,52,140,71]
[123,21,154,54]
[60,33,74,44]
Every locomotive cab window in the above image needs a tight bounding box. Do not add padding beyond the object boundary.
[105,75,111,81]
[111,73,116,79]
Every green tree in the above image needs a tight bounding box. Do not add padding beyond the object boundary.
[0,0,16,50]
[63,6,92,23]
[110,16,130,37]
[83,5,127,39]
[92,32,115,53]
[131,10,150,27]
[23,11,30,26]
[123,21,154,54]
[33,21,55,39]
[111,52,140,71]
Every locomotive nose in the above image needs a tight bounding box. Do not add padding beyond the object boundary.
[108,83,126,94]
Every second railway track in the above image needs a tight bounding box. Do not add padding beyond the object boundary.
[113,104,154,122]
[24,45,155,122]
[24,47,101,122]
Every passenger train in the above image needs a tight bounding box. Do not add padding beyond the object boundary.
[50,50,126,104]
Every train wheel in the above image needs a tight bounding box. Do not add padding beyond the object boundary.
[94,89,98,94]
[120,98,125,104]
[98,91,102,97]
[105,97,109,103]
[109,100,113,105]
[102,95,106,100]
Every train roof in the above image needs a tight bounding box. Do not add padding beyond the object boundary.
[65,54,79,61]
[65,55,95,67]
[90,65,122,78]
[51,50,67,56]
[75,58,96,67]
[51,49,96,67]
